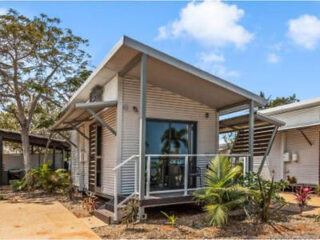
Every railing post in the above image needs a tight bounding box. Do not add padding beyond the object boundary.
[135,156,139,194]
[184,156,188,196]
[146,155,151,198]
[243,157,247,177]
[113,169,118,222]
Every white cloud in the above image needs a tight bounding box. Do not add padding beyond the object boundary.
[0,8,7,15]
[200,52,225,64]
[197,51,238,78]
[156,0,253,49]
[287,15,320,49]
[267,53,280,64]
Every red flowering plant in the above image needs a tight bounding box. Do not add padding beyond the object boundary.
[294,186,313,213]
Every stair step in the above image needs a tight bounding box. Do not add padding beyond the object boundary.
[94,209,113,224]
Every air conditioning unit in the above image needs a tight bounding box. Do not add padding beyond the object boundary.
[292,152,299,162]
[282,152,291,162]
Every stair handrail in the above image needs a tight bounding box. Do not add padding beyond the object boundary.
[112,154,139,171]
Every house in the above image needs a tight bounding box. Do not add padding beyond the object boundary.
[221,97,320,187]
[52,36,268,221]
[257,97,320,186]
[0,129,70,185]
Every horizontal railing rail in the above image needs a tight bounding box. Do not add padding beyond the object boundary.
[112,153,250,221]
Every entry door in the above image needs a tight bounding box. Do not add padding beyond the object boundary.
[88,123,103,192]
[146,119,196,191]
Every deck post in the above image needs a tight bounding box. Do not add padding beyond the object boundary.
[146,155,151,198]
[184,156,188,196]
[138,53,147,219]
[248,100,255,172]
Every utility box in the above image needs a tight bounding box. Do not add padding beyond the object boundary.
[282,152,291,162]
[292,152,299,162]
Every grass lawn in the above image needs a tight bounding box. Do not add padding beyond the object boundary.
[1,187,320,239]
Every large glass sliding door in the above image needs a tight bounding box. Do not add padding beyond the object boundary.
[146,119,196,191]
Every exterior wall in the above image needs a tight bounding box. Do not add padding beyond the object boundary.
[70,76,118,195]
[3,153,63,171]
[119,77,218,195]
[258,126,320,185]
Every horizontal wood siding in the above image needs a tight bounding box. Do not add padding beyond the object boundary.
[120,78,218,195]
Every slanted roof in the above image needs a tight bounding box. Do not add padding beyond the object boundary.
[260,97,320,131]
[260,97,320,115]
[0,129,70,150]
[53,36,266,130]
[219,112,285,134]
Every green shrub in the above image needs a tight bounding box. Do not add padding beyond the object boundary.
[240,173,286,222]
[11,163,69,193]
[194,155,249,227]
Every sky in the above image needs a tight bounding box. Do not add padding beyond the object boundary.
[2,1,320,101]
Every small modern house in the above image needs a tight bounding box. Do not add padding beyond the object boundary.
[52,36,268,221]
[220,97,320,187]
[257,97,320,185]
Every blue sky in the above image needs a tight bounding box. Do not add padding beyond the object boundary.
[2,1,320,101]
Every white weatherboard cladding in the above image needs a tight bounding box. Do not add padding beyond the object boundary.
[103,76,118,101]
[258,126,319,184]
[100,107,117,195]
[70,130,80,187]
[120,78,218,195]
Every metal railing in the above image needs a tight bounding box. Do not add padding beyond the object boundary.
[112,153,249,221]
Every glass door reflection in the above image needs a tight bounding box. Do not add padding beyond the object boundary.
[146,119,196,191]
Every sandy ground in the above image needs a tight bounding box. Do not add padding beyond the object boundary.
[0,199,100,239]
[281,192,320,215]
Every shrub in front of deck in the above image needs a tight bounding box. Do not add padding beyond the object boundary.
[11,163,69,193]
[193,155,249,227]
[240,173,286,222]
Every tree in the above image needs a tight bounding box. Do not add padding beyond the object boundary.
[0,9,90,171]
[259,92,299,109]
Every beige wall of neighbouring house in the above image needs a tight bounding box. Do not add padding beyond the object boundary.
[258,126,320,185]
[119,77,219,195]
[3,153,63,171]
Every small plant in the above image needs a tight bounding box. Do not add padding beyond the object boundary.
[244,175,286,222]
[10,163,70,193]
[194,156,248,227]
[287,176,297,184]
[278,179,290,191]
[82,193,97,213]
[294,186,312,213]
[121,198,139,228]
[161,211,178,228]
[0,194,5,200]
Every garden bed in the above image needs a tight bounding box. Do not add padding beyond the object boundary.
[2,187,320,239]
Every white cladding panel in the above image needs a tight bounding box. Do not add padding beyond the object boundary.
[103,76,118,101]
[120,78,218,195]
[258,127,319,184]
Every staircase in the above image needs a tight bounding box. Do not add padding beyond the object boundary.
[232,125,276,156]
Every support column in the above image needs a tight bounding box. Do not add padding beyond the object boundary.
[138,53,147,219]
[248,100,255,172]
[52,147,56,170]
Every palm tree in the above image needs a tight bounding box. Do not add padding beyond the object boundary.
[193,155,249,226]
[161,127,188,154]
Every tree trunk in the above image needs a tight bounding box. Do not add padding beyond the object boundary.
[21,127,31,172]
